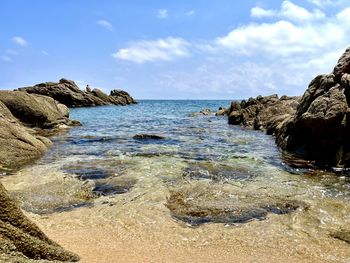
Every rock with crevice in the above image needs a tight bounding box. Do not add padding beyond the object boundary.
[276,47,350,167]
[228,94,299,132]
[0,91,72,129]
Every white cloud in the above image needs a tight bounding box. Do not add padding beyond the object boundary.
[0,56,12,62]
[112,37,190,63]
[307,0,347,8]
[217,3,349,58]
[12,36,28,47]
[251,1,325,22]
[157,9,168,19]
[185,10,195,16]
[97,20,114,31]
[41,50,49,56]
[251,7,276,18]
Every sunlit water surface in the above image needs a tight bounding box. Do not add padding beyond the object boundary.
[1,100,350,261]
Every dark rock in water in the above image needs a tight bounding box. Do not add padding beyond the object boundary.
[182,162,256,181]
[17,78,137,107]
[93,177,137,196]
[133,134,165,140]
[0,183,80,262]
[166,189,304,226]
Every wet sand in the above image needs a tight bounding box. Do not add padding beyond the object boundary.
[26,196,350,263]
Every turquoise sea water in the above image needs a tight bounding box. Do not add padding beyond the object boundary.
[2,100,350,249]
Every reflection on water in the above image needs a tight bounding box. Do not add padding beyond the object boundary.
[1,100,350,260]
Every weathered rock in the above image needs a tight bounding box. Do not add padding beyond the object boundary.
[228,47,350,168]
[189,108,212,117]
[276,47,350,167]
[228,94,299,132]
[0,91,80,261]
[18,79,137,107]
[0,101,51,170]
[166,186,305,226]
[110,89,137,105]
[0,183,80,262]
[215,107,229,116]
[0,91,71,129]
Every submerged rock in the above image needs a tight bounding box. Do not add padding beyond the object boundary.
[166,186,305,226]
[133,134,165,140]
[189,108,212,117]
[18,78,137,107]
[0,183,80,262]
[182,161,256,181]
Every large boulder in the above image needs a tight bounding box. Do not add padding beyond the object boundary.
[19,79,137,107]
[228,94,300,132]
[0,101,51,170]
[0,91,71,129]
[0,183,80,262]
[276,48,350,167]
[0,101,79,261]
[110,89,137,105]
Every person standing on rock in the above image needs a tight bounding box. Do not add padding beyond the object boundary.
[86,85,91,93]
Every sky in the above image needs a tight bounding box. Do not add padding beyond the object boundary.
[1,0,350,99]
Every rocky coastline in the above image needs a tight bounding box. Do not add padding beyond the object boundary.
[227,47,350,168]
[17,78,137,107]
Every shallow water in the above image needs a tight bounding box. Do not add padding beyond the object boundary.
[1,100,350,262]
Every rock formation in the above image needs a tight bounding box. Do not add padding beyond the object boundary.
[0,92,80,261]
[18,78,136,107]
[0,91,74,129]
[276,47,350,167]
[228,46,350,168]
[228,94,299,132]
[0,183,80,262]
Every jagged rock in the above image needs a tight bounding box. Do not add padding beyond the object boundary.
[228,94,299,132]
[18,79,136,107]
[276,48,350,167]
[0,91,71,129]
[110,89,137,105]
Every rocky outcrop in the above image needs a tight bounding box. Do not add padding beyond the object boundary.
[0,101,51,170]
[215,107,229,116]
[0,183,80,262]
[0,92,80,261]
[0,91,75,129]
[18,78,136,107]
[276,47,350,167]
[228,94,300,132]
[228,47,350,168]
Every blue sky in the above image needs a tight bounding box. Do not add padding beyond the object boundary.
[1,0,350,99]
